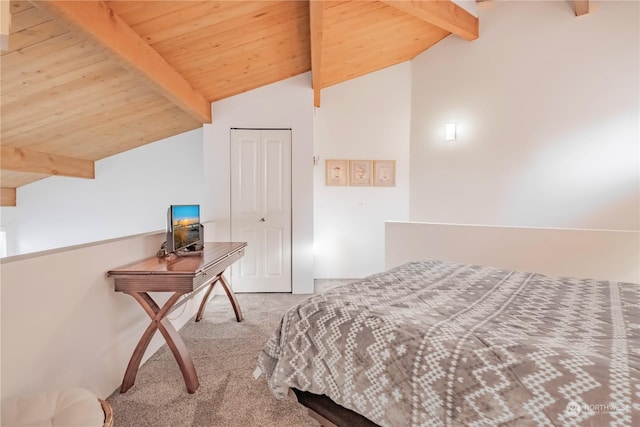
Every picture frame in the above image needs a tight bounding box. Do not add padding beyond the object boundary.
[325,159,349,186]
[373,160,396,187]
[349,160,372,186]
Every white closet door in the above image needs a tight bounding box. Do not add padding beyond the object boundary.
[230,129,292,292]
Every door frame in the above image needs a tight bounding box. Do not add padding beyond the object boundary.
[229,127,293,292]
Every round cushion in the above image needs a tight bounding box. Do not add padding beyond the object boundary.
[1,388,104,427]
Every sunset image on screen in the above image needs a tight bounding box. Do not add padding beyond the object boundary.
[172,205,199,227]
[172,205,200,249]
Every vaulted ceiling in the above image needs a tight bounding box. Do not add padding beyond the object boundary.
[0,0,588,206]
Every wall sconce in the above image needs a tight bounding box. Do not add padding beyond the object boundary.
[445,123,456,141]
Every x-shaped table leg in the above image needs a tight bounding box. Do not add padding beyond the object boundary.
[120,291,199,393]
[195,272,244,323]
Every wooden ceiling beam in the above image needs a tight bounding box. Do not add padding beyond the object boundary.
[309,0,325,107]
[1,147,95,179]
[1,188,17,207]
[380,0,478,41]
[0,0,10,51]
[574,1,589,16]
[35,1,212,124]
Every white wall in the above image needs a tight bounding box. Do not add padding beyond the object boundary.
[409,1,640,231]
[386,221,640,284]
[203,73,315,294]
[314,62,412,278]
[0,128,205,256]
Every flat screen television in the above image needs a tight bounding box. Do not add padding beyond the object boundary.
[166,204,203,254]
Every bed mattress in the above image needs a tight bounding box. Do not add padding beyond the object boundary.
[258,260,639,426]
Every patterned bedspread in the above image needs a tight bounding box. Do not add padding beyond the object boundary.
[257,261,639,426]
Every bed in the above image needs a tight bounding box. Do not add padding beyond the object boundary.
[257,260,639,426]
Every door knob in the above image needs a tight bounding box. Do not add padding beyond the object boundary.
[259,217,266,222]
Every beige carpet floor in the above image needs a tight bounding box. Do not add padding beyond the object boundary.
[107,280,354,427]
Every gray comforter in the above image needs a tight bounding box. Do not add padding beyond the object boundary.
[257,260,639,426]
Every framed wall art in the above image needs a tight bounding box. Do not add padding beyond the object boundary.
[349,160,372,186]
[325,159,349,186]
[373,160,396,187]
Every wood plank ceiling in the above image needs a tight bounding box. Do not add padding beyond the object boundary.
[0,1,586,206]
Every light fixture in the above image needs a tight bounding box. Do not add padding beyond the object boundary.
[445,123,456,141]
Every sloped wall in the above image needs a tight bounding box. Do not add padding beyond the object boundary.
[313,63,412,278]
[410,1,639,232]
[0,129,206,256]
[203,73,314,293]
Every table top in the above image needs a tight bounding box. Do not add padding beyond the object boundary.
[108,242,247,277]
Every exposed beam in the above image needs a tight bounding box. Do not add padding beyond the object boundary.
[35,0,212,123]
[380,0,479,41]
[574,0,589,16]
[1,188,17,207]
[1,147,95,179]
[0,0,10,51]
[309,0,325,107]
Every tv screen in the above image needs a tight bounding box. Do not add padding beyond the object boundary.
[167,204,202,253]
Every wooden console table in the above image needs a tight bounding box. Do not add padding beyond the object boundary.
[108,242,247,394]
